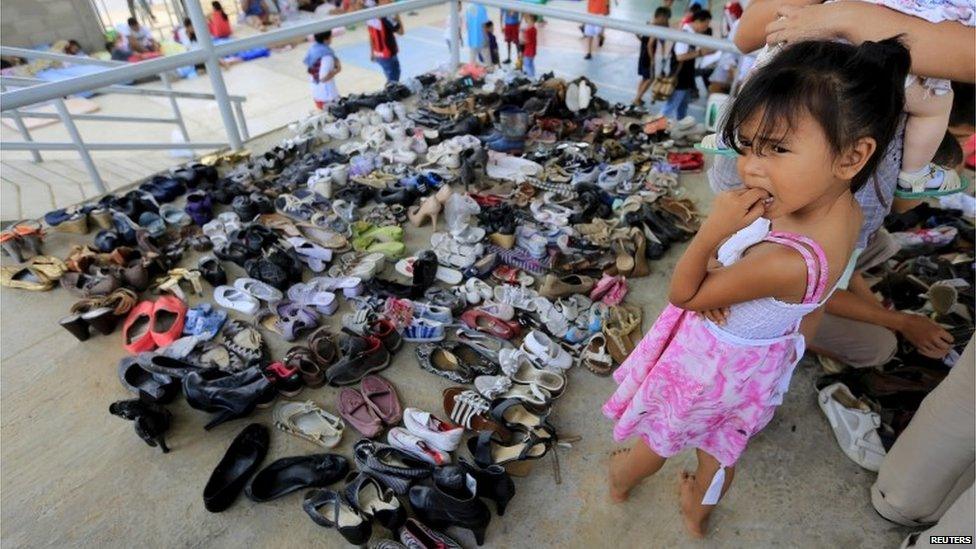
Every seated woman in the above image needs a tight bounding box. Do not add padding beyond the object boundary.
[241,0,279,29]
[208,1,233,39]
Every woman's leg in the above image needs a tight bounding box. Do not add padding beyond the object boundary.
[607,439,667,502]
[902,80,954,173]
[679,449,735,538]
[634,78,651,105]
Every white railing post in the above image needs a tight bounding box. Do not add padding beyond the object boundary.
[54,98,107,194]
[449,0,460,69]
[0,83,42,163]
[160,73,192,143]
[233,100,250,141]
[184,0,244,150]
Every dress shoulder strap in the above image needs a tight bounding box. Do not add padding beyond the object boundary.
[764,231,830,304]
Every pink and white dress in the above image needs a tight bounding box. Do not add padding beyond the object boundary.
[603,218,838,503]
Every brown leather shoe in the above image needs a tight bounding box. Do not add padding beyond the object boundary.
[538,273,596,299]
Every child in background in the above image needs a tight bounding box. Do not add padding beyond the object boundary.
[306,31,341,110]
[604,37,911,538]
[501,8,520,64]
[484,21,500,66]
[520,13,537,77]
[208,1,233,38]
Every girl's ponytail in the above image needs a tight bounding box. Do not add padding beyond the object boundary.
[853,36,911,97]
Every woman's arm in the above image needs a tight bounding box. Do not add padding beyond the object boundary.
[735,0,817,53]
[761,2,976,82]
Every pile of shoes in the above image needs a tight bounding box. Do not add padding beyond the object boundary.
[815,200,974,472]
[0,69,711,546]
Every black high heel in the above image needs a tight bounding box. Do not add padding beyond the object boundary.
[109,398,173,453]
[459,457,515,516]
[409,467,491,546]
[183,367,274,430]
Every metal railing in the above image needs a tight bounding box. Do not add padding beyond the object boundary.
[0,0,735,195]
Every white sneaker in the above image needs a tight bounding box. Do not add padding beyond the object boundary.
[387,426,451,465]
[521,330,573,370]
[307,168,333,198]
[464,278,493,304]
[323,120,350,140]
[402,408,463,452]
[817,382,886,472]
[376,102,395,123]
[492,284,539,311]
[384,122,410,141]
[381,147,418,165]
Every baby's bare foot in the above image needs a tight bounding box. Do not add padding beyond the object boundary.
[607,448,632,503]
[679,472,706,538]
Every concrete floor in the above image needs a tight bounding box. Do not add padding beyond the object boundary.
[0,165,912,547]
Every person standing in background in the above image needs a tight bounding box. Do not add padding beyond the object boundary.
[366,0,404,83]
[633,6,671,106]
[445,1,463,53]
[466,3,490,64]
[661,9,713,120]
[501,8,520,64]
[484,21,500,65]
[520,13,537,77]
[583,0,612,60]
[309,31,341,110]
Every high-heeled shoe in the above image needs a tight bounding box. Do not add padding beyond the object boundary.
[434,183,453,204]
[108,398,173,453]
[408,197,442,230]
[459,457,515,516]
[183,367,275,430]
[629,228,651,277]
[409,468,491,545]
[466,427,556,477]
[611,236,634,276]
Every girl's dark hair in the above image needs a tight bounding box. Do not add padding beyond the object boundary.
[212,1,228,18]
[721,37,911,192]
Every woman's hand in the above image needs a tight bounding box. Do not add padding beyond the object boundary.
[700,307,731,325]
[699,188,770,242]
[764,3,844,45]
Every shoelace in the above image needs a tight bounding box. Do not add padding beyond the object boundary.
[450,390,489,429]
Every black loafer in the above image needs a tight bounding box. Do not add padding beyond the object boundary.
[246,454,349,502]
[203,423,269,512]
[198,256,227,287]
[244,258,289,290]
[232,195,258,222]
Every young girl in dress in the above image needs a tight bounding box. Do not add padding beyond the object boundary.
[603,37,911,537]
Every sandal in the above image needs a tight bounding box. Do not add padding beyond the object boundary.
[273,400,344,448]
[581,333,614,375]
[442,387,509,438]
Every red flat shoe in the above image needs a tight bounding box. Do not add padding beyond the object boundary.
[667,151,704,171]
[150,295,187,347]
[123,300,157,353]
[460,309,521,340]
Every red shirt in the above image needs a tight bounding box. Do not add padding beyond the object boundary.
[208,12,232,38]
[587,0,609,15]
[522,25,537,57]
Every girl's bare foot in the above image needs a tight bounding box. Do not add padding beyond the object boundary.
[679,471,706,538]
[607,448,632,503]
